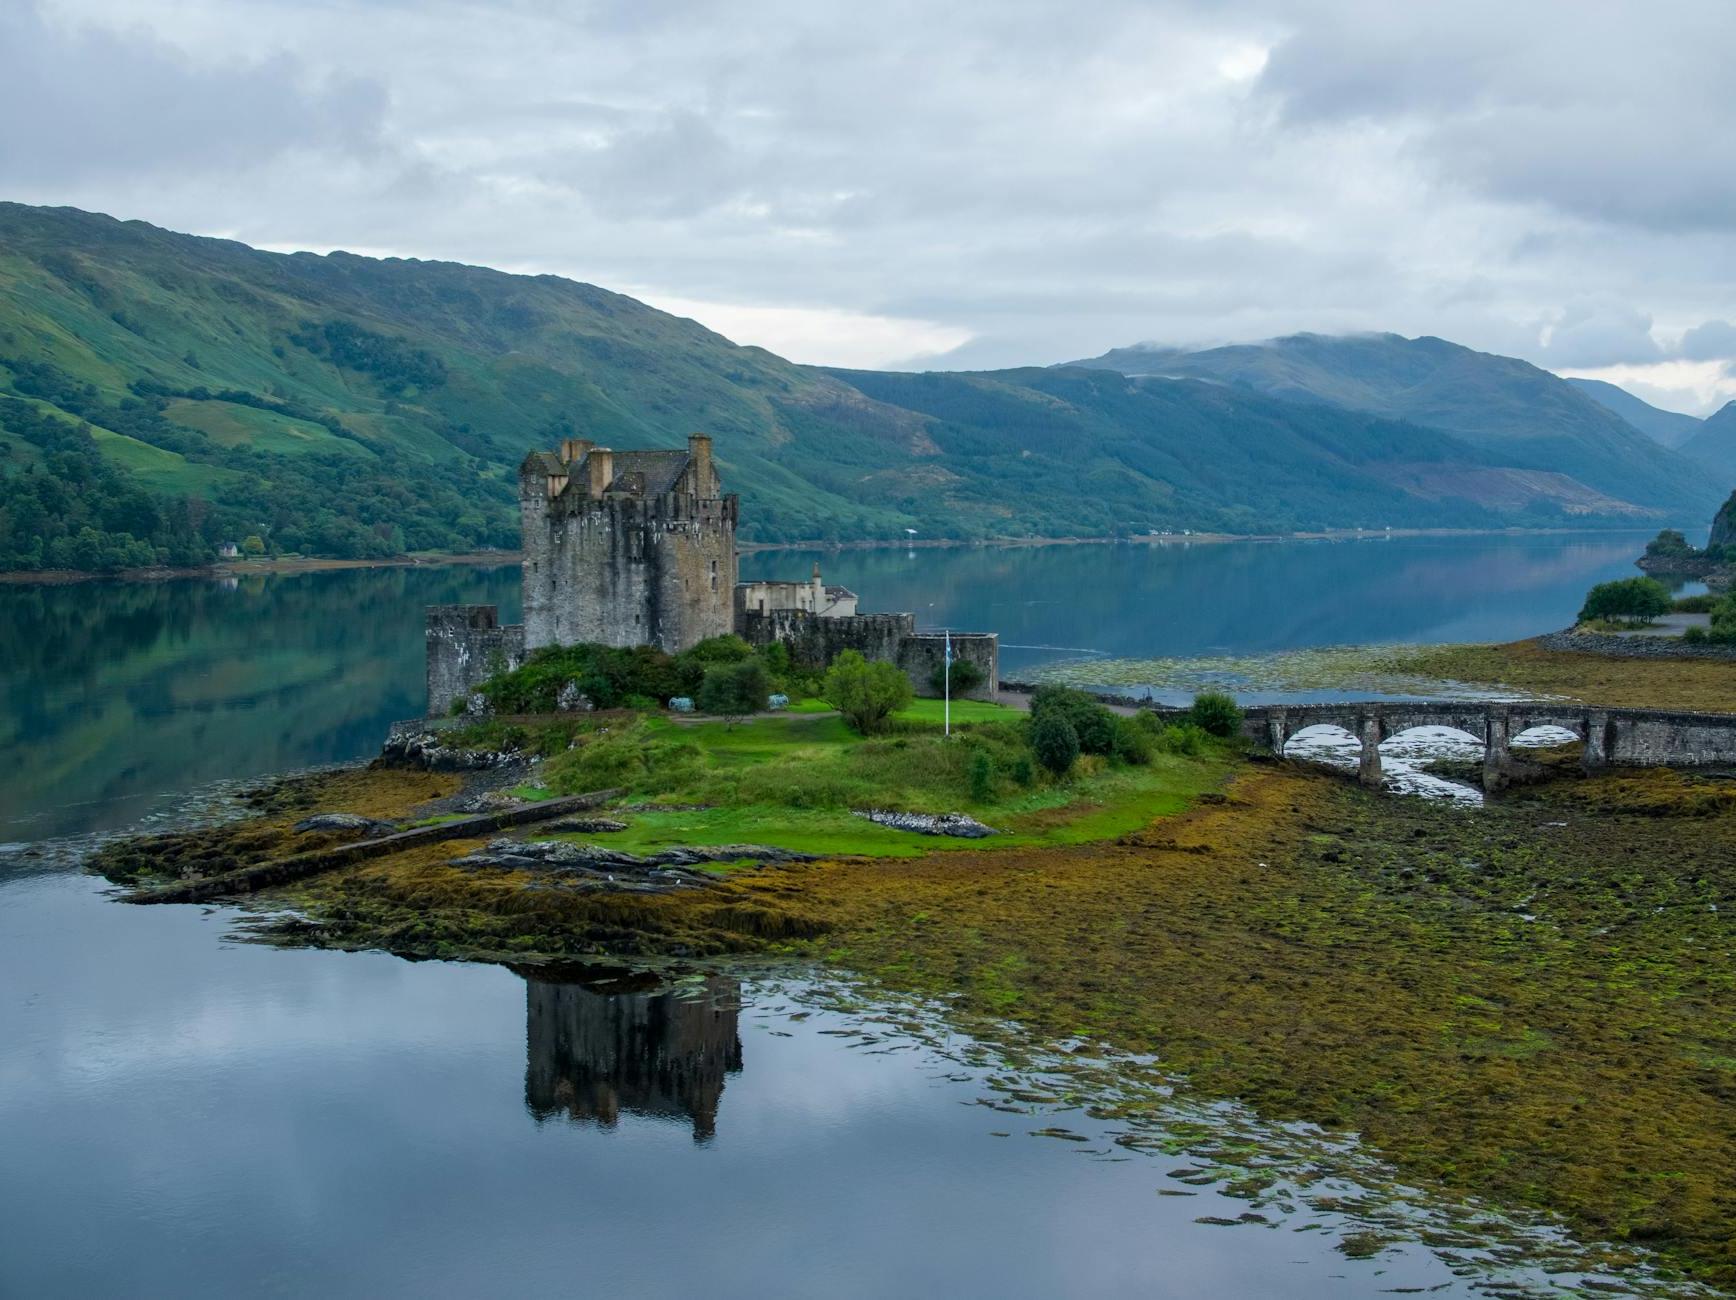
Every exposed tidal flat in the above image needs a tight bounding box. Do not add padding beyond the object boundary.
[84,704,1736,1292]
[1035,636,1736,713]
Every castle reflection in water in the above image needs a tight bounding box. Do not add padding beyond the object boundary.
[523,970,743,1142]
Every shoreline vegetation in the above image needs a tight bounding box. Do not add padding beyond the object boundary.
[86,635,1736,1287]
[0,523,1658,585]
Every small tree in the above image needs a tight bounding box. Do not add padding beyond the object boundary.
[697,658,770,725]
[1578,577,1672,625]
[1189,691,1243,738]
[241,534,266,556]
[1029,684,1117,755]
[968,750,994,802]
[930,657,985,697]
[823,650,914,734]
[1645,529,1694,558]
[1030,713,1080,776]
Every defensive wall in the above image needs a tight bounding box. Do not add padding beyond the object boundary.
[427,605,526,716]
[737,609,999,701]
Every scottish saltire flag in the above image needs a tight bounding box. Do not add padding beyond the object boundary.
[945,630,953,665]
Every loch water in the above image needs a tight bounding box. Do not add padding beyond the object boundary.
[0,531,1702,1298]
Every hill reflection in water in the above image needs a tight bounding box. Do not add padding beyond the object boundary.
[523,968,743,1142]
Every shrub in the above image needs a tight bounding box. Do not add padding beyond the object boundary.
[930,658,986,696]
[1189,691,1243,738]
[1645,528,1695,558]
[1156,722,1209,756]
[823,650,914,734]
[477,642,690,713]
[1010,754,1036,786]
[697,658,770,723]
[1673,593,1716,613]
[1684,625,1709,644]
[1030,712,1080,775]
[756,640,792,679]
[1578,577,1672,624]
[968,750,994,802]
[1112,715,1154,765]
[1706,593,1736,643]
[1029,685,1118,755]
[681,634,754,665]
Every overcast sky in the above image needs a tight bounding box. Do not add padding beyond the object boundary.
[4,0,1734,413]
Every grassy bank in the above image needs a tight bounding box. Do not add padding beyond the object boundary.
[1039,636,1736,713]
[1398,638,1736,711]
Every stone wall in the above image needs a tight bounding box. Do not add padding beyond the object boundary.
[897,632,1000,700]
[1537,630,1736,661]
[737,609,915,669]
[530,495,737,655]
[426,605,525,716]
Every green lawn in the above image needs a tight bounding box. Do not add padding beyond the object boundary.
[163,398,375,459]
[524,703,1227,859]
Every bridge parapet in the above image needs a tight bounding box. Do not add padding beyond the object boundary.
[1217,699,1736,793]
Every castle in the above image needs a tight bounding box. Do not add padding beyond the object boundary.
[425,436,997,714]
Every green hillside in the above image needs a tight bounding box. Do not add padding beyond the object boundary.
[1565,376,1704,449]
[0,204,1710,572]
[826,365,1648,532]
[1072,333,1717,515]
[1679,402,1736,483]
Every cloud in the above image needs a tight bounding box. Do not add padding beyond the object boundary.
[1539,301,1663,369]
[7,0,1736,377]
[1252,0,1736,233]
[1554,361,1736,418]
[626,292,973,369]
[0,2,387,185]
[1678,320,1736,364]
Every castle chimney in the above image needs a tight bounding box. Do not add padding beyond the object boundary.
[587,447,615,496]
[688,433,714,496]
[560,437,593,466]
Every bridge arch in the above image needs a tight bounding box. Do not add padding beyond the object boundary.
[1230,699,1736,793]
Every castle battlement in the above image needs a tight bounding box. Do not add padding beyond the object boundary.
[520,434,739,654]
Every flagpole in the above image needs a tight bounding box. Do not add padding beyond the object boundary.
[944,628,951,738]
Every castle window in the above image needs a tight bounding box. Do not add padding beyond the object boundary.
[709,559,718,592]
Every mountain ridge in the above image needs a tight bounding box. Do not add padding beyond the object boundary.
[1068,332,1718,515]
[0,204,1713,571]
[1564,377,1704,449]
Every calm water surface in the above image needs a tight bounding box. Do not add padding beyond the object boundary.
[0,532,1660,840]
[0,533,1695,1297]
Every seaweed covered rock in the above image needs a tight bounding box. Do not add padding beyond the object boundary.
[852,809,998,838]
[292,813,399,837]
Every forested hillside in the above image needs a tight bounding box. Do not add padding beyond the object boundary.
[0,205,1710,572]
[1072,333,1717,516]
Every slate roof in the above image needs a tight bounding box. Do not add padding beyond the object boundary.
[524,444,697,496]
[522,449,566,476]
[605,449,689,495]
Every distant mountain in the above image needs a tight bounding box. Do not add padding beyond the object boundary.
[826,365,1653,532]
[1069,333,1716,515]
[1565,377,1704,449]
[0,205,1711,572]
[1679,402,1736,485]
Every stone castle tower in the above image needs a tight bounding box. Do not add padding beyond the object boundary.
[519,435,739,653]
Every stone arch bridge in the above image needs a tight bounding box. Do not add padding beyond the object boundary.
[1230,701,1736,792]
